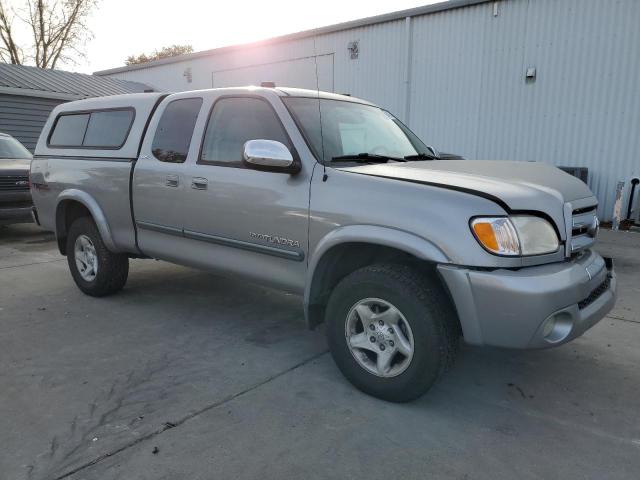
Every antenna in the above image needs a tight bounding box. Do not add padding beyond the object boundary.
[312,36,328,182]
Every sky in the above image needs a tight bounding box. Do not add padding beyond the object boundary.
[73,0,442,73]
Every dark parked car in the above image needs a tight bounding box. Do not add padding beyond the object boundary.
[0,133,33,225]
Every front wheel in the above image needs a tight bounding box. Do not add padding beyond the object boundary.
[325,264,459,402]
[66,216,129,296]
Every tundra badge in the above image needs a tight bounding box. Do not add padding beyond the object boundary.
[250,232,300,248]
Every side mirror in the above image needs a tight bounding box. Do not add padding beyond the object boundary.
[243,139,297,173]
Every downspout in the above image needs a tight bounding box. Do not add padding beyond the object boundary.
[403,16,414,124]
[626,177,639,221]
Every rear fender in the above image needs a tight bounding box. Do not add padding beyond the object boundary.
[56,189,117,252]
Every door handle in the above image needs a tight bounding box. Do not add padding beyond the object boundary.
[191,177,208,190]
[166,174,179,187]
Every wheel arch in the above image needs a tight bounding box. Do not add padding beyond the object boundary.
[304,225,451,329]
[55,189,117,255]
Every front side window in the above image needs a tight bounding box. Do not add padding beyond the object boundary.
[152,98,203,163]
[200,97,291,166]
[283,97,430,163]
[48,109,134,149]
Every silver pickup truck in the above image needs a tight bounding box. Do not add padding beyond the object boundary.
[30,87,616,402]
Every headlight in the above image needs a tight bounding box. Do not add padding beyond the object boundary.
[471,216,559,256]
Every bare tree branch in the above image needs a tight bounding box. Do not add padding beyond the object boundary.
[0,2,24,64]
[0,0,98,68]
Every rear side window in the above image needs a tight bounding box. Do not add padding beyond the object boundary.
[200,97,291,166]
[84,110,134,147]
[48,109,134,149]
[49,114,90,146]
[152,98,203,163]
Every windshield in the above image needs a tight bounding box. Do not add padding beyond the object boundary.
[282,97,431,163]
[0,135,32,159]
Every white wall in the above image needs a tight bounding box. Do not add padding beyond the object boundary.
[101,0,640,220]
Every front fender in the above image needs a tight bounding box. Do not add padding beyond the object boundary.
[56,189,118,252]
[304,224,450,326]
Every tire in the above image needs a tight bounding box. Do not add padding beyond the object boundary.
[325,263,459,402]
[66,216,129,297]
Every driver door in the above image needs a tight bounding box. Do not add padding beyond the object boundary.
[181,94,311,293]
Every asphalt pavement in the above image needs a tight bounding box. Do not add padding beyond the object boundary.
[1,223,638,480]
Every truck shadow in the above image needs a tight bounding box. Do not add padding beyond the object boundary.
[32,261,637,479]
[116,262,633,420]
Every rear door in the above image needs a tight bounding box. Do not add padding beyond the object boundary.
[133,96,203,259]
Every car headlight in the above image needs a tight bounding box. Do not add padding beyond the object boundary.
[470,216,559,256]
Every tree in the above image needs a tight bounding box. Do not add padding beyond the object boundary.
[0,0,98,69]
[126,44,193,66]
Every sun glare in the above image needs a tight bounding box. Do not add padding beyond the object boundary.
[81,0,439,72]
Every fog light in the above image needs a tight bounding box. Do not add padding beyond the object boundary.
[542,312,574,343]
[542,316,556,338]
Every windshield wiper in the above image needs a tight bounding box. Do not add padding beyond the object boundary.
[404,152,440,161]
[330,153,406,163]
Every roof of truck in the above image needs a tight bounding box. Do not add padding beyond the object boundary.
[164,86,375,106]
[273,87,374,105]
[48,92,167,112]
[35,87,377,158]
[43,87,374,116]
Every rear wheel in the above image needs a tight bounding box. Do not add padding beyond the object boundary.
[325,264,458,402]
[66,216,129,296]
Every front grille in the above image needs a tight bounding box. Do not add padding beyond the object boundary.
[572,206,596,215]
[0,175,29,191]
[578,276,611,310]
[569,206,598,254]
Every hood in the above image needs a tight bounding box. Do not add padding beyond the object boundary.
[339,160,597,235]
[0,158,31,176]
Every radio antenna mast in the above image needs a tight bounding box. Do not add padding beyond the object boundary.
[312,36,328,182]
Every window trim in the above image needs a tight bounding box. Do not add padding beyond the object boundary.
[47,107,136,150]
[151,97,203,164]
[197,94,300,170]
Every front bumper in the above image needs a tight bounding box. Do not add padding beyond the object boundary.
[438,249,616,349]
[0,205,33,225]
[0,190,33,225]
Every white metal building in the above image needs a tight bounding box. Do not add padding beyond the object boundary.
[95,0,640,220]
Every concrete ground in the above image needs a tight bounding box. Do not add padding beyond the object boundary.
[1,224,638,480]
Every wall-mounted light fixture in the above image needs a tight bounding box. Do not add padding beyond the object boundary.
[525,66,536,82]
[348,41,359,60]
[183,67,192,83]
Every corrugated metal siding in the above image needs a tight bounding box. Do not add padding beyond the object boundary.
[102,0,640,220]
[0,94,63,151]
[0,63,151,98]
[409,3,490,157]
[514,0,640,221]
[412,0,640,220]
[316,19,409,119]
